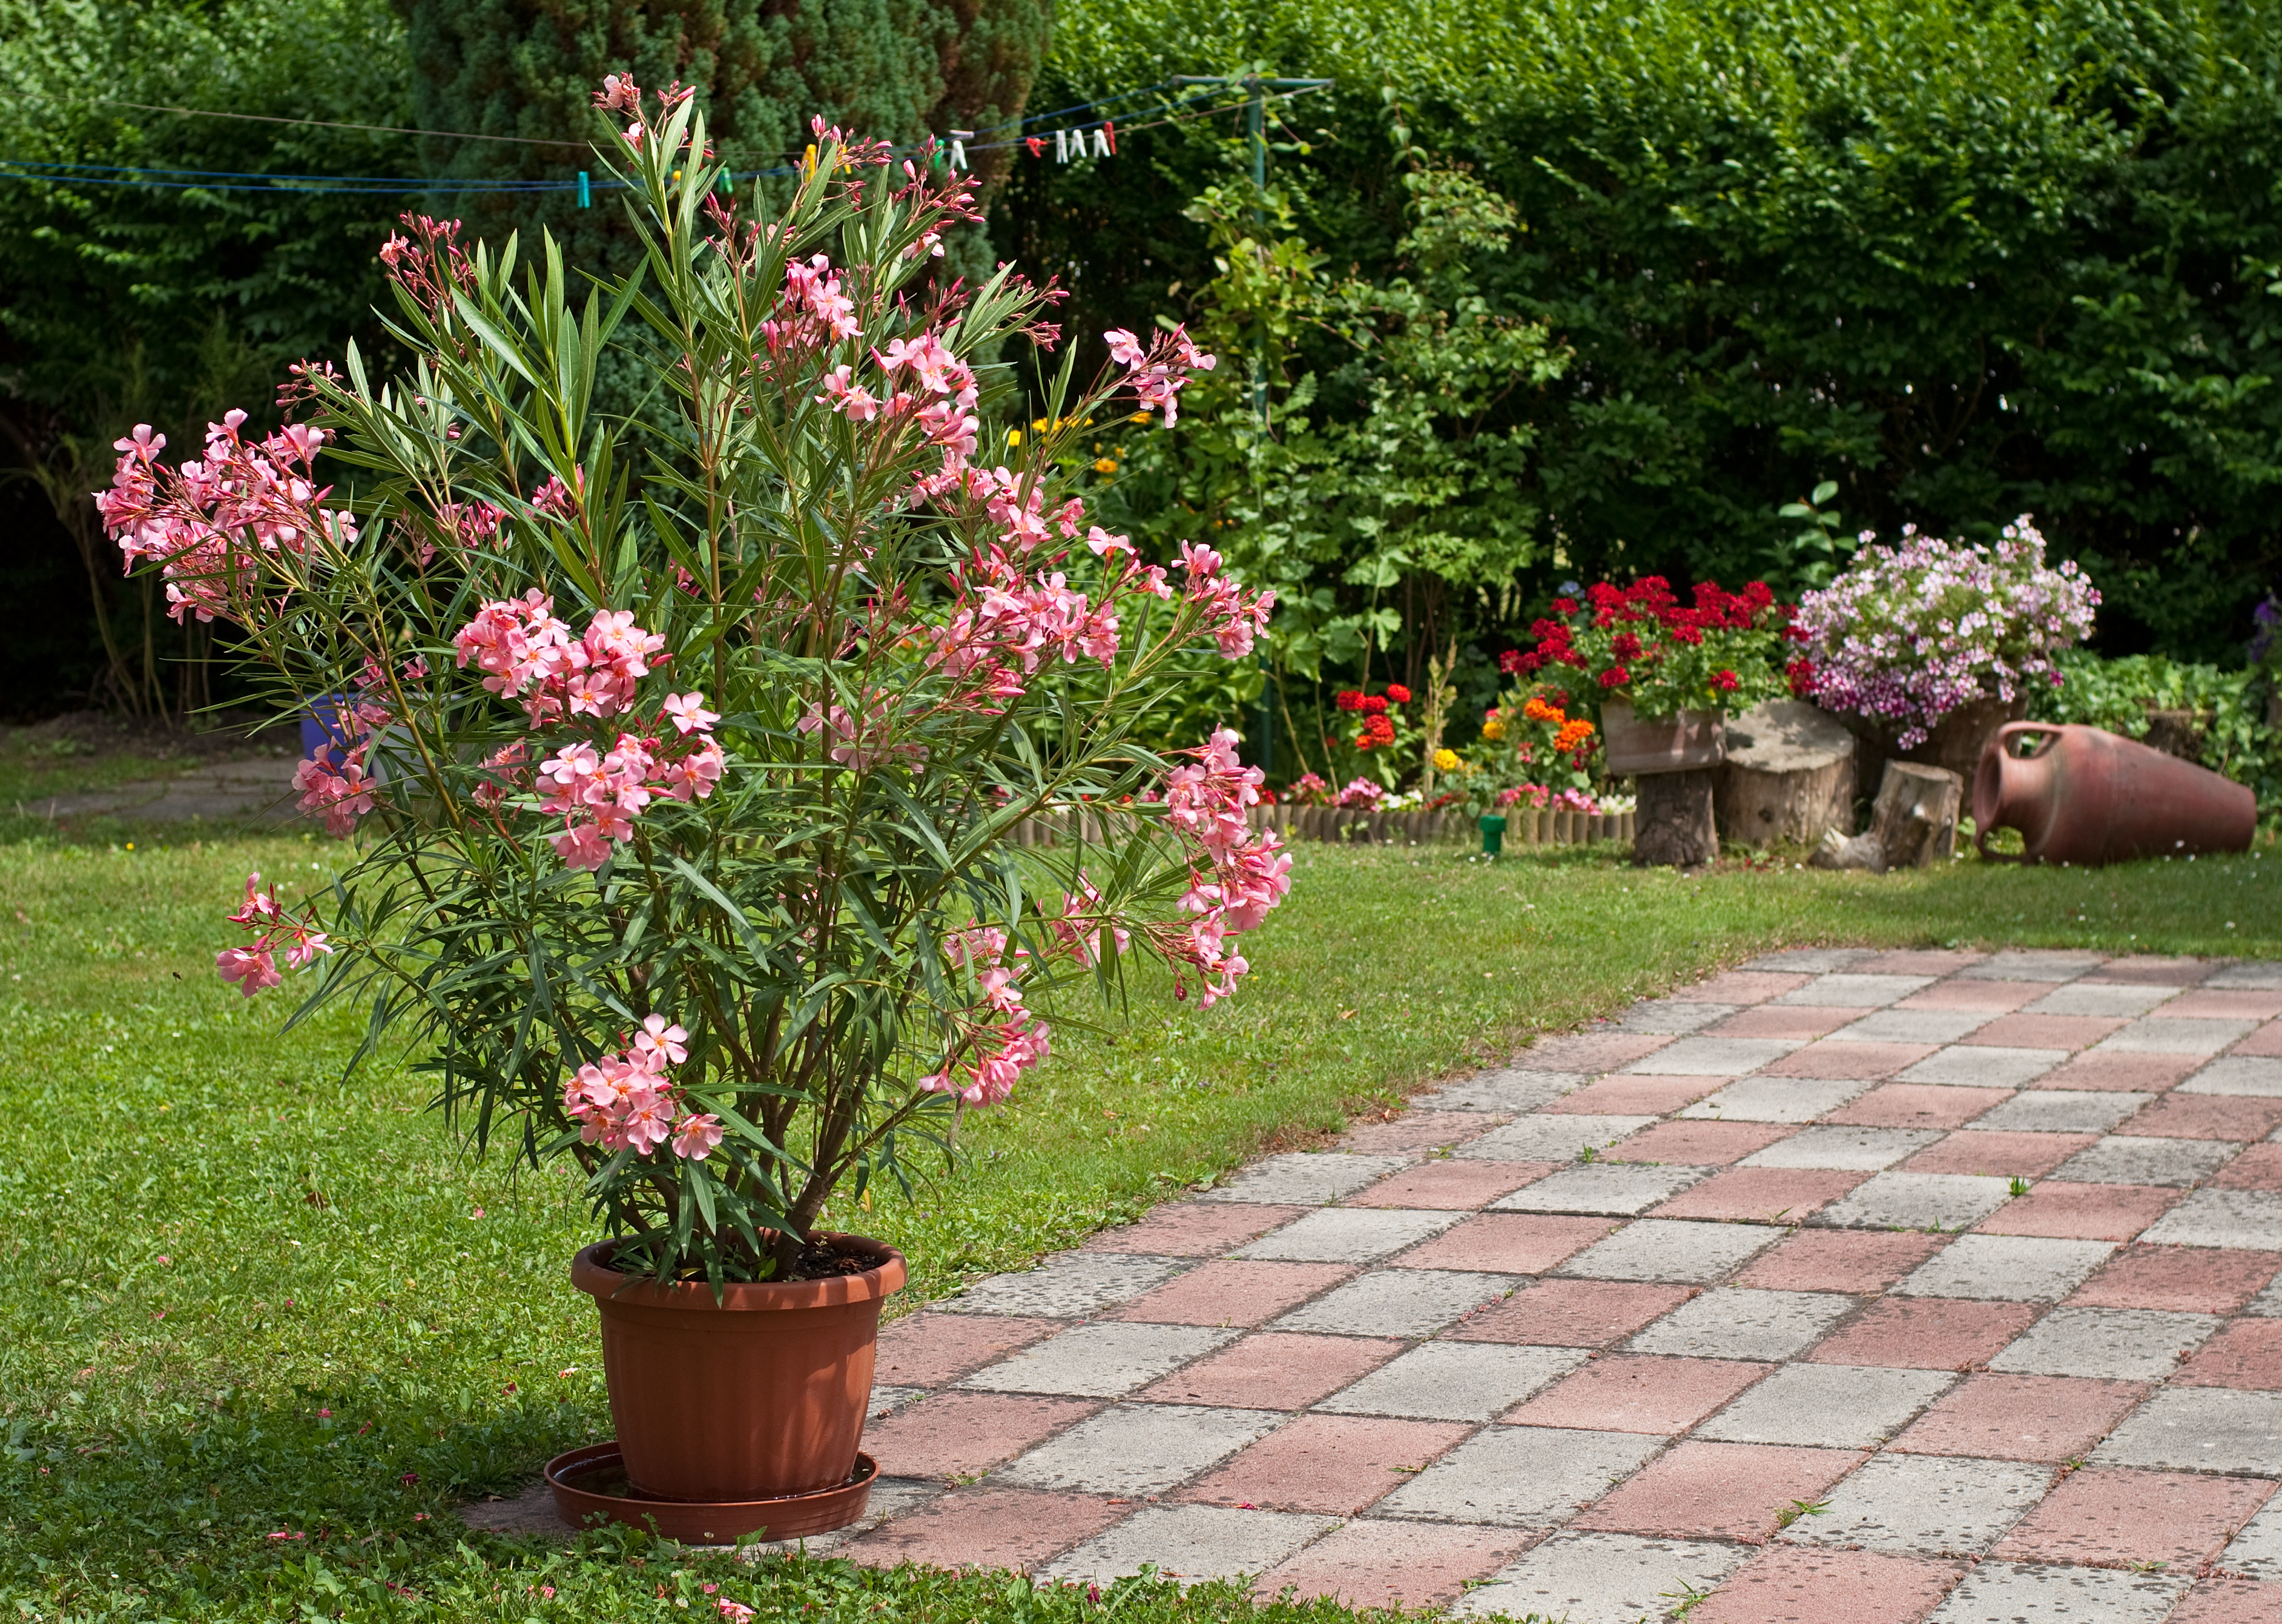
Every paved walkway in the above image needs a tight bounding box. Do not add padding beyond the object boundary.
[30,756,302,825]
[823,948,2282,1622]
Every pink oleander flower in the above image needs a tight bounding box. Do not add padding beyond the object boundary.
[671,1113,724,1160]
[216,946,282,997]
[661,692,719,734]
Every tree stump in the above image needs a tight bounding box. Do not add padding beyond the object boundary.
[1715,700,1857,847]
[1867,760,1963,868]
[1633,769,1720,868]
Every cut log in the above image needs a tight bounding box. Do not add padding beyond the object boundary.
[1715,699,1858,847]
[1632,768,1720,868]
[1868,760,1963,869]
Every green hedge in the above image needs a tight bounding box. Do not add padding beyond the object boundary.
[2030,649,2281,807]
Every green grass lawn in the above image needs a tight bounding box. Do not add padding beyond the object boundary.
[4,796,2278,1620]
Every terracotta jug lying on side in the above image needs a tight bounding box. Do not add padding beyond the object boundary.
[1972,722,2254,866]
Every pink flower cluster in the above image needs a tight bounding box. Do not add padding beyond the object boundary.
[1103,325,1216,427]
[215,872,332,997]
[1177,543,1275,658]
[96,415,357,624]
[918,927,1052,1107]
[561,1015,723,1160]
[452,592,664,725]
[1158,729,1293,1006]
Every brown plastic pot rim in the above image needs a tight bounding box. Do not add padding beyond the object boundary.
[571,1234,906,1312]
[547,1442,877,1512]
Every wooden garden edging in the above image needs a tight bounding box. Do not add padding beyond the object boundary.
[1004,804,1637,851]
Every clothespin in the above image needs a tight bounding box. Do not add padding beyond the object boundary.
[1103,120,1116,156]
[1025,136,1044,158]
[577,171,590,208]
[1090,127,1111,160]
[949,129,971,171]
[1054,128,1069,163]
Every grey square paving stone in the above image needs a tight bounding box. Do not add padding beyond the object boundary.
[1985,1307,2220,1381]
[1678,1077,1872,1123]
[2139,1189,2282,1249]
[1316,1342,1587,1422]
[1784,1454,2053,1554]
[998,1403,1282,1495]
[1453,1115,1655,1163]
[2094,1017,2256,1055]
[1552,1218,1782,1283]
[1696,1363,1954,1448]
[2180,1056,2282,1097]
[1745,948,1876,972]
[1829,1009,1994,1045]
[1038,1505,1338,1584]
[944,1252,1186,1316]
[1620,1036,1802,1075]
[1774,973,1936,1008]
[2251,1275,2282,1317]
[1968,1091,2152,1135]
[1740,1125,1942,1171]
[1195,1152,1416,1206]
[1609,999,1739,1035]
[1814,1172,2014,1232]
[1922,1559,2187,1621]
[1412,1069,1584,1114]
[1956,950,2105,982]
[1899,1047,2068,1088]
[1453,1533,1750,1624]
[1489,1163,1707,1216]
[1626,1287,1856,1361]
[957,1322,1238,1397]
[2090,1385,2282,1475]
[2207,962,2282,991]
[1894,1235,2115,1302]
[2022,983,2177,1018]
[2218,1494,2282,1581]
[1232,1207,1463,1264]
[1376,1427,1663,1528]
[1271,1269,1523,1339]
[2051,1135,2242,1187]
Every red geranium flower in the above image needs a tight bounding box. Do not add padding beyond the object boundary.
[1385,684,1411,705]
[1611,632,1642,660]
[1334,690,1365,711]
[1786,657,1818,697]
[1359,694,1389,715]
[1497,649,1528,675]
[1711,668,1739,692]
[1598,666,1630,688]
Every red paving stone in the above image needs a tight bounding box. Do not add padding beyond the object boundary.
[1991,1467,2277,1568]
[1854,950,1990,976]
[862,1392,1102,1479]
[1963,1014,2128,1050]
[1889,1373,2151,1462]
[1106,1261,1356,1326]
[843,1485,1122,1571]
[1138,1332,1404,1410]
[2163,990,2282,1020]
[1706,1005,1871,1040]
[2126,1093,2282,1140]
[875,1313,1063,1386]
[2174,1321,2282,1390]
[2169,1579,2282,1623]
[1805,1297,2038,1370]
[1825,1083,2011,1129]
[2089,957,2217,986]
[1763,1041,1936,1080]
[1397,1213,1619,1274]
[1176,1414,1471,1515]
[1502,1353,1770,1434]
[1572,1441,1861,1541]
[1607,1120,1792,1166]
[1898,980,2052,1012]
[1338,1111,1509,1154]
[1904,1130,2096,1178]
[1523,1032,1675,1071]
[1541,1074,1724,1115]
[2066,1246,2282,1313]
[1974,1181,2182,1242]
[1649,1167,1866,1223]
[1444,1279,1694,1347]
[1737,1230,1947,1293]
[1672,970,1812,1003]
[2214,1145,2282,1190]
[1689,1549,1964,1624]
[2031,1051,2202,1092]
[1081,1203,1306,1256]
[1344,1160,1553,1209]
[2232,1022,2282,1057]
[1251,1520,1533,1608]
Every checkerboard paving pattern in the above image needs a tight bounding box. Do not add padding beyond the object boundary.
[836,951,2282,1620]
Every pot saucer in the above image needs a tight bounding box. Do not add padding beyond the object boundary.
[543,1444,877,1542]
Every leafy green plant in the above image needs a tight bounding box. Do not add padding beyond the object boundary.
[2030,650,2279,807]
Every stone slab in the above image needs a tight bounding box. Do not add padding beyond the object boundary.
[1271,1269,1523,1339]
[1453,1532,1750,1624]
[958,1322,1238,1397]
[1695,1363,1954,1448]
[1452,1115,1655,1163]
[998,1404,1282,1496]
[1679,1076,1871,1123]
[1740,1125,1943,1170]
[1775,973,1937,1007]
[1411,1069,1585,1114]
[1552,1218,1781,1283]
[1232,1207,1463,1264]
[1620,1036,1803,1075]
[1038,1503,1337,1584]
[943,1253,1186,1317]
[2142,1190,2282,1250]
[2183,1057,2282,1097]
[1488,1163,1707,1216]
[1626,1288,1856,1362]
[1893,1235,2115,1302]
[1315,1341,1588,1422]
[1830,1008,1996,1045]
[1813,1172,2015,1232]
[1195,1153,1416,1206]
[1783,1453,2052,1554]
[1899,1047,2068,1088]
[2053,1136,2243,1187]
[2090,1386,2282,1474]
[1374,1426,1663,1528]
[1966,1090,2151,1135]
[1985,1307,2220,1382]
[1921,1559,2187,1621]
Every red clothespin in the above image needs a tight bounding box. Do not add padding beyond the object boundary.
[1103,120,1116,156]
[1024,136,1044,158]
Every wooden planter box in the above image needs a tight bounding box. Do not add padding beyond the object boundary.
[1601,700,1726,776]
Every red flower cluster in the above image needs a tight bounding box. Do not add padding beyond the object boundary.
[1334,690,1392,715]
[1504,578,1782,676]
[1354,713,1396,750]
[1385,684,1412,704]
[1786,657,1818,698]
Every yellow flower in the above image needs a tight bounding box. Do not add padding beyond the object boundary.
[1481,717,1508,742]
[1093,457,1119,475]
[1433,748,1460,772]
[1031,417,1049,433]
[1006,429,1023,447]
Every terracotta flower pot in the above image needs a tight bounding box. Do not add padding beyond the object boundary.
[571,1234,906,1504]
[1600,699,1725,776]
[1973,722,2255,866]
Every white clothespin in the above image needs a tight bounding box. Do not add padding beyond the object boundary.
[1090,127,1111,159]
[1054,128,1070,163]
[949,130,971,171]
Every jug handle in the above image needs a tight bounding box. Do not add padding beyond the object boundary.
[1973,724,2057,863]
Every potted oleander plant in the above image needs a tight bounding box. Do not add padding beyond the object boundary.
[96,78,1287,1537]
